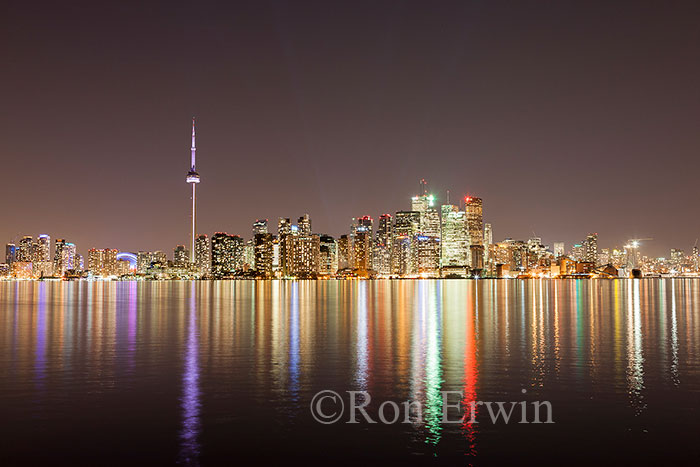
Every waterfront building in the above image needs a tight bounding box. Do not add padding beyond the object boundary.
[11,262,33,279]
[211,233,244,278]
[416,235,440,277]
[464,197,484,270]
[34,234,51,263]
[391,235,416,276]
[174,245,189,267]
[194,234,211,275]
[319,235,337,276]
[136,251,167,274]
[278,218,292,275]
[18,236,32,262]
[352,226,372,274]
[5,243,16,265]
[287,234,320,277]
[373,214,393,276]
[584,233,598,264]
[440,204,469,277]
[254,233,274,277]
[62,243,77,272]
[53,239,66,275]
[244,239,255,270]
[337,235,350,270]
[88,248,118,276]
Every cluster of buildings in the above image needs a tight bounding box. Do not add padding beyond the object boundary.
[3,122,699,281]
[2,235,83,279]
[4,182,699,280]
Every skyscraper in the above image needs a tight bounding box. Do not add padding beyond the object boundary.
[5,243,16,265]
[374,214,393,276]
[319,235,338,276]
[34,234,51,262]
[287,234,320,278]
[464,197,484,270]
[88,248,118,276]
[194,234,211,275]
[53,239,66,276]
[352,226,372,274]
[553,242,565,258]
[62,243,77,272]
[211,233,244,278]
[254,233,274,277]
[440,204,469,277]
[278,218,292,275]
[174,245,189,267]
[337,235,350,270]
[18,236,32,262]
[411,182,440,238]
[186,118,200,262]
[297,214,312,236]
[253,219,268,236]
[584,233,598,264]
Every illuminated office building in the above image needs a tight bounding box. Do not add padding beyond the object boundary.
[211,233,244,278]
[337,235,350,270]
[62,243,77,272]
[35,234,51,263]
[319,235,338,276]
[278,218,292,275]
[373,214,393,275]
[88,248,118,276]
[194,234,211,275]
[464,197,484,270]
[174,245,189,267]
[394,211,420,237]
[18,236,32,262]
[391,235,416,276]
[53,239,66,275]
[584,233,598,264]
[253,219,268,236]
[411,183,440,238]
[245,239,255,270]
[297,214,311,236]
[254,233,274,277]
[440,205,469,277]
[5,243,17,265]
[670,248,684,271]
[352,226,372,274]
[287,234,320,277]
[350,216,373,266]
[416,235,440,277]
[74,253,84,271]
[571,244,584,262]
[553,242,565,258]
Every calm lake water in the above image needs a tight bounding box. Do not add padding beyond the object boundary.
[1,279,699,465]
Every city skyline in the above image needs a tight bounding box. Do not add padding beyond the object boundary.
[3,1,700,256]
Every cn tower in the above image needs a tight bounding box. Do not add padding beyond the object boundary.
[186,118,200,262]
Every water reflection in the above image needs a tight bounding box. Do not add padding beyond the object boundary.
[178,283,201,465]
[0,279,698,462]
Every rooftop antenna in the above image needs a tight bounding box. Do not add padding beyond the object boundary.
[446,189,450,205]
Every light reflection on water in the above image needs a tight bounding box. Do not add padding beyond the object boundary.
[1,279,699,463]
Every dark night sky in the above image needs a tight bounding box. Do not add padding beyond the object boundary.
[2,0,699,257]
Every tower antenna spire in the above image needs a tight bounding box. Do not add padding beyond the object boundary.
[191,117,196,170]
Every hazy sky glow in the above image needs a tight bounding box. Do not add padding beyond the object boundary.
[2,0,699,257]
